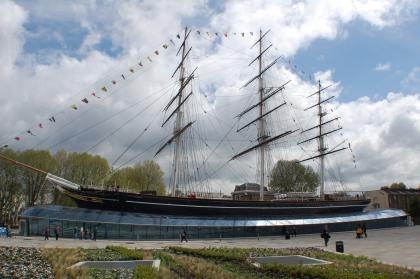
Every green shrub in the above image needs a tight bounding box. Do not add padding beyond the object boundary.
[133,265,158,279]
[105,246,143,260]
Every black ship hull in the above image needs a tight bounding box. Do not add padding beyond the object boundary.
[62,187,369,217]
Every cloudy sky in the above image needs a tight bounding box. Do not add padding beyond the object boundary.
[1,0,420,193]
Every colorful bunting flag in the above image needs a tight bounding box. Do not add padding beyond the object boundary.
[91,92,100,98]
[112,80,116,84]
[14,137,20,141]
[197,30,201,35]
[215,32,218,36]
[121,74,125,80]
[241,32,244,37]
[206,32,210,36]
[82,98,88,104]
[2,145,8,149]
[101,86,107,92]
[49,117,56,123]
[38,123,43,128]
[147,56,152,62]
[162,44,168,49]
[130,68,134,73]
[176,34,180,39]
[138,62,143,67]
[250,32,253,36]
[27,130,36,136]
[71,104,78,110]
[169,39,175,45]
[154,50,159,55]
[224,32,227,37]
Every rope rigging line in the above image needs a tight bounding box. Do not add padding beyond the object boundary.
[44,81,177,151]
[85,83,177,154]
[111,108,162,168]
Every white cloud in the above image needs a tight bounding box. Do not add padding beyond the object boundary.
[402,67,420,93]
[1,0,420,194]
[375,62,391,71]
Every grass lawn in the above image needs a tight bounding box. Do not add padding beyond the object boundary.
[38,246,420,279]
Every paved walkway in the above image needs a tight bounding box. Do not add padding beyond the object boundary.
[1,226,419,270]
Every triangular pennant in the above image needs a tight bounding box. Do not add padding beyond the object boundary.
[101,86,107,92]
[206,31,210,36]
[82,98,88,104]
[197,30,201,35]
[112,80,116,85]
[71,104,78,110]
[38,123,43,128]
[233,32,237,35]
[27,130,36,136]
[162,44,168,49]
[215,32,218,36]
[250,32,253,36]
[241,32,244,37]
[154,50,159,55]
[14,137,20,141]
[91,93,100,98]
[121,74,126,80]
[176,34,180,39]
[49,116,56,123]
[147,56,152,62]
[169,39,175,45]
[2,145,8,148]
[224,32,228,37]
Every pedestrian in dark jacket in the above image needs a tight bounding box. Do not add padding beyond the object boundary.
[44,227,49,240]
[54,225,60,241]
[180,230,188,243]
[321,229,330,246]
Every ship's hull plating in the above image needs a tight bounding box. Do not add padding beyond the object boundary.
[61,187,369,217]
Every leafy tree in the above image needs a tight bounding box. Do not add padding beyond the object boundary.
[107,160,166,195]
[19,149,56,207]
[389,182,407,189]
[0,149,24,225]
[58,152,110,185]
[269,160,318,193]
[381,182,407,190]
[409,196,420,217]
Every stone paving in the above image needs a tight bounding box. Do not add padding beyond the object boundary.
[1,225,419,271]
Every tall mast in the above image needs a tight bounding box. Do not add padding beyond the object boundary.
[257,29,265,201]
[317,80,325,198]
[231,29,297,200]
[170,27,188,197]
[299,81,346,199]
[155,27,195,197]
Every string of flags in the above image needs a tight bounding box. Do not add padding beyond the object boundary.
[2,28,318,149]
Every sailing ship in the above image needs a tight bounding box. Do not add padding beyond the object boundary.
[0,28,369,217]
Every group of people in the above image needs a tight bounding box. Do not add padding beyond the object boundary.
[356,224,367,238]
[73,226,97,241]
[283,226,298,239]
[44,225,60,240]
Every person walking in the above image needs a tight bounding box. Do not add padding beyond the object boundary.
[180,229,188,243]
[44,226,49,240]
[73,227,77,239]
[356,224,363,238]
[92,226,97,241]
[321,229,330,246]
[362,223,367,238]
[80,227,84,240]
[291,226,297,238]
[54,225,60,241]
